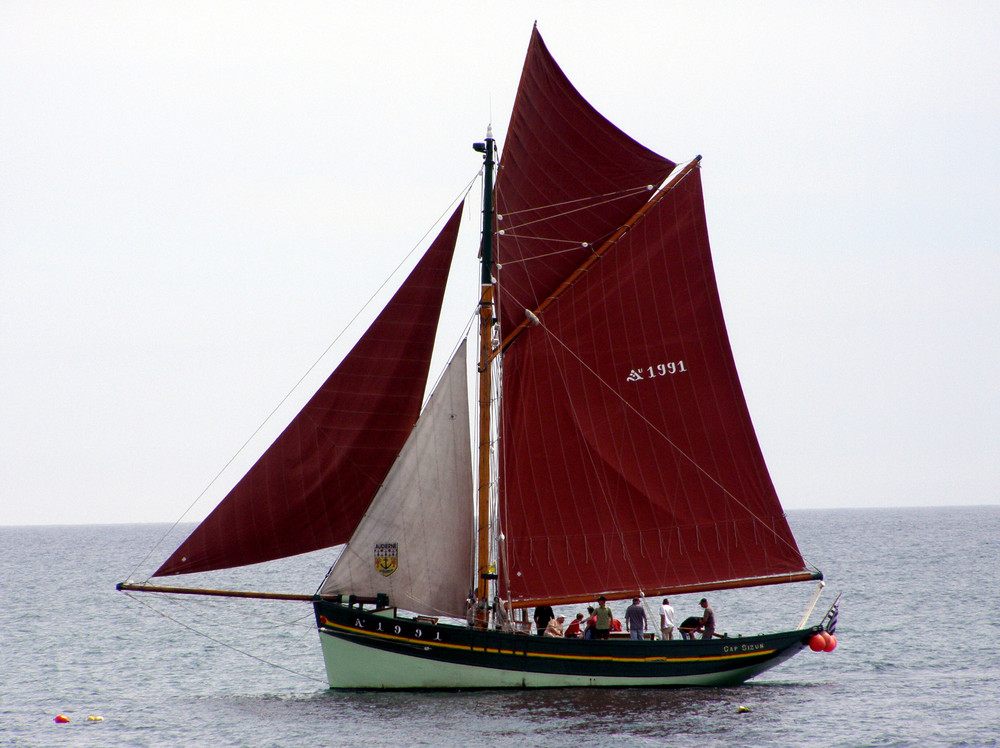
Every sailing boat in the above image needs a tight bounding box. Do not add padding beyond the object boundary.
[120,27,838,689]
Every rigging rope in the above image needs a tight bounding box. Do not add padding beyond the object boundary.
[498,184,654,226]
[640,594,661,640]
[495,186,656,263]
[123,591,327,686]
[127,169,482,583]
[496,283,821,579]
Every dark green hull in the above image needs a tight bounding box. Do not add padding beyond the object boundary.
[315,599,820,689]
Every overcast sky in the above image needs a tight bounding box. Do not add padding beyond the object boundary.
[2,2,998,526]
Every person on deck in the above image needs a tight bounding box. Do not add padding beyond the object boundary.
[544,615,566,637]
[533,604,555,636]
[659,597,676,640]
[583,606,596,639]
[624,597,647,640]
[678,616,700,640]
[593,596,613,639]
[698,597,715,640]
[492,596,510,631]
[564,613,585,638]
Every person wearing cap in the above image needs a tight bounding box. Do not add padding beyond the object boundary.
[544,615,566,637]
[698,597,715,639]
[624,597,647,640]
[659,597,676,640]
[593,596,613,639]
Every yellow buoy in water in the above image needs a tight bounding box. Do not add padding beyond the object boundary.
[738,705,751,713]
[87,715,105,722]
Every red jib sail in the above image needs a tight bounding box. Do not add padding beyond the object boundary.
[155,204,463,576]
[495,31,809,606]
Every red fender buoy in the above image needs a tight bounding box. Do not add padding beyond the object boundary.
[809,633,825,651]
[824,633,837,652]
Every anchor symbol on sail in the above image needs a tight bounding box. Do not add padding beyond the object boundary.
[374,542,399,577]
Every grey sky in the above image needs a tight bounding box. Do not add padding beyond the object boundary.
[2,2,998,525]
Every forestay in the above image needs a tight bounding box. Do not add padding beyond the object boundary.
[155,204,464,577]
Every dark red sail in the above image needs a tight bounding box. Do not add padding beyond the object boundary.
[497,169,809,605]
[155,204,463,576]
[494,27,677,335]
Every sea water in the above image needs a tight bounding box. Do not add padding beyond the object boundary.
[1,506,998,747]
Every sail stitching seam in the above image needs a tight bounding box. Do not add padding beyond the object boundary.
[514,317,812,565]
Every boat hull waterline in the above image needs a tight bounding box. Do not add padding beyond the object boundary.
[315,600,819,689]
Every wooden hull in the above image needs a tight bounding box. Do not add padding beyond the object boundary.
[314,599,819,689]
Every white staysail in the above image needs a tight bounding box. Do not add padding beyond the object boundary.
[318,341,474,618]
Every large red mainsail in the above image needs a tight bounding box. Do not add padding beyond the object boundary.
[155,204,463,576]
[495,31,810,606]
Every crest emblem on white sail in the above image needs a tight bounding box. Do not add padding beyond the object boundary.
[374,543,399,577]
[319,341,474,618]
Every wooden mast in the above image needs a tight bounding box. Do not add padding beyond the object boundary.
[473,127,497,612]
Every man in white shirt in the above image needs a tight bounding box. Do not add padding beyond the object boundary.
[659,598,676,640]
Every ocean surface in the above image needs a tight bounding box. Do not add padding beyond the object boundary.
[1,506,998,747]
